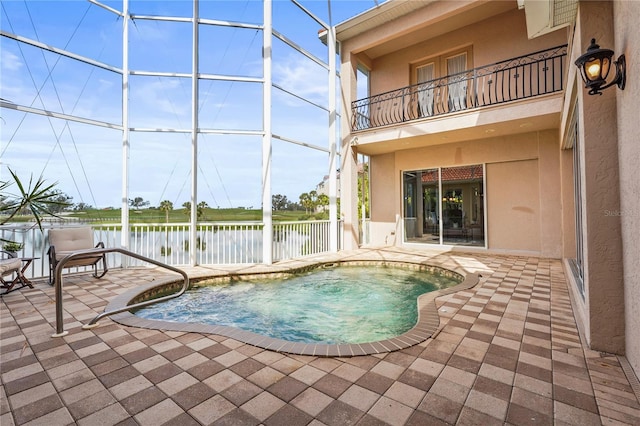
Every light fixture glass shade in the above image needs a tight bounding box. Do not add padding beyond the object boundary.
[575,39,624,95]
[584,57,611,81]
[585,60,601,80]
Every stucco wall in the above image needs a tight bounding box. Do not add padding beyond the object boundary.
[369,8,567,96]
[370,153,397,223]
[368,153,399,246]
[340,55,361,251]
[487,159,540,252]
[573,0,625,355]
[394,133,539,170]
[365,131,562,257]
[614,0,640,378]
[537,131,563,258]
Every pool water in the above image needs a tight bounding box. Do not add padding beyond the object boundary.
[134,265,460,344]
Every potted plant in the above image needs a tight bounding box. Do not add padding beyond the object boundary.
[2,241,24,257]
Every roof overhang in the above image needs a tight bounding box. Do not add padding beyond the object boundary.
[320,0,518,59]
[334,0,434,42]
[521,0,578,39]
[318,0,430,45]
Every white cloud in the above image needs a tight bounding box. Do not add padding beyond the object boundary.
[129,77,191,127]
[273,54,329,106]
[1,0,366,209]
[1,49,23,72]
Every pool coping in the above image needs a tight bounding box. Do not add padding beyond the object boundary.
[103,261,480,357]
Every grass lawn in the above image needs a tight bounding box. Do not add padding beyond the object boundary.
[5,208,328,225]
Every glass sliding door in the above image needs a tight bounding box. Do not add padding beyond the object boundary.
[403,172,417,239]
[403,169,440,243]
[421,169,440,244]
[569,103,584,297]
[441,165,484,245]
[403,165,484,247]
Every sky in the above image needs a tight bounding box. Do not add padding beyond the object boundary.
[0,0,380,210]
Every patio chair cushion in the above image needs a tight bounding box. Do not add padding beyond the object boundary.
[0,258,21,276]
[48,227,108,286]
[49,227,102,267]
[49,227,94,252]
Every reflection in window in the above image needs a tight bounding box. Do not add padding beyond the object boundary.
[447,52,468,112]
[403,165,484,246]
[417,63,435,117]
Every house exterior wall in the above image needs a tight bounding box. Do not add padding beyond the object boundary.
[538,131,564,258]
[340,55,359,251]
[487,159,540,253]
[338,0,639,380]
[613,0,640,377]
[369,153,398,245]
[339,2,573,257]
[567,0,625,357]
[367,8,566,98]
[366,131,562,257]
[339,3,570,252]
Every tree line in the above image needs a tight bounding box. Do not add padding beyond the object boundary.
[2,168,333,222]
[271,190,329,213]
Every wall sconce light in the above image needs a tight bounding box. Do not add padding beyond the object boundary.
[575,38,626,95]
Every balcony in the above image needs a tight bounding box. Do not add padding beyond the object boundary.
[351,45,568,132]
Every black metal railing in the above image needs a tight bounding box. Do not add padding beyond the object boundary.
[351,45,568,131]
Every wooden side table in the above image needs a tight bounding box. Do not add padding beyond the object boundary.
[1,257,38,295]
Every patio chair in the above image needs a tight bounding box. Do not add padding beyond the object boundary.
[48,227,108,286]
[1,250,32,294]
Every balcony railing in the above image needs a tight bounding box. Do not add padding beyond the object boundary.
[352,45,568,131]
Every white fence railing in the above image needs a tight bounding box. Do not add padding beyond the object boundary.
[1,220,343,280]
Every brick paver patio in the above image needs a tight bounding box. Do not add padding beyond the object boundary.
[2,248,639,425]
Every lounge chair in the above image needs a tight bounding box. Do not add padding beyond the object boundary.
[1,250,33,294]
[48,227,108,286]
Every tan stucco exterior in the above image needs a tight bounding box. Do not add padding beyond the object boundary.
[337,0,639,380]
[365,131,563,257]
[613,0,640,377]
[564,0,626,358]
[487,159,541,253]
[366,7,565,97]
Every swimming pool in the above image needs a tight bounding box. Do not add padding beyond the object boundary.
[133,264,461,345]
[106,260,477,356]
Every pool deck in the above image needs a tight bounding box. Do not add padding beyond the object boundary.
[2,247,640,425]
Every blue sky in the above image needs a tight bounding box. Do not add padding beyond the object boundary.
[1,0,379,210]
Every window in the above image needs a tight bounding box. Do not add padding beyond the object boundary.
[354,65,371,129]
[403,164,485,246]
[412,47,472,117]
[356,65,370,100]
[416,63,435,116]
[358,154,371,245]
[569,103,585,298]
[447,53,468,112]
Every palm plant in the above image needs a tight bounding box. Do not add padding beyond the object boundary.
[317,194,329,212]
[181,201,206,220]
[0,168,70,231]
[158,200,174,256]
[299,193,311,214]
[197,201,208,220]
[159,200,173,223]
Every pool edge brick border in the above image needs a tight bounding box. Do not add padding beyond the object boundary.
[102,261,480,357]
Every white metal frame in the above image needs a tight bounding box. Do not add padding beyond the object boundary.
[1,0,340,265]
